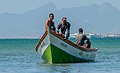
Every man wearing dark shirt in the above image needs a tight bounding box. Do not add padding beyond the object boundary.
[76,28,91,48]
[57,17,71,39]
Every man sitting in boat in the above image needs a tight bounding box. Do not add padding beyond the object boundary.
[76,28,91,48]
[44,13,56,32]
[56,17,71,39]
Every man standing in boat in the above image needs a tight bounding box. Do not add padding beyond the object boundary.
[76,28,91,48]
[44,13,56,32]
[57,17,71,39]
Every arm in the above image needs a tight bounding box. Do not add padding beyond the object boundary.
[67,22,71,30]
[66,22,71,38]
[75,35,79,44]
[44,20,49,32]
[85,35,90,43]
[85,35,91,48]
[52,22,56,31]
[57,23,61,33]
[84,35,91,44]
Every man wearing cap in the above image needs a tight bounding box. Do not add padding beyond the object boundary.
[44,13,56,32]
[76,28,91,48]
[57,17,71,39]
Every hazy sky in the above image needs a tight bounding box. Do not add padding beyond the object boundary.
[0,0,120,38]
[0,0,120,13]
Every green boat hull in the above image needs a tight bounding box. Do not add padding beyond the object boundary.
[42,44,89,64]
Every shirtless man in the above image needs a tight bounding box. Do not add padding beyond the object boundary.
[44,13,56,32]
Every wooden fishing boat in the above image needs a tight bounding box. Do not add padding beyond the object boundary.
[35,29,98,64]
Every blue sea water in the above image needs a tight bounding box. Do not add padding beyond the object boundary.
[0,38,120,73]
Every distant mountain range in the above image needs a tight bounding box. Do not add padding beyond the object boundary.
[0,2,120,38]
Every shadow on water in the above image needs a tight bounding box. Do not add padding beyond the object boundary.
[38,60,102,73]
[38,62,72,73]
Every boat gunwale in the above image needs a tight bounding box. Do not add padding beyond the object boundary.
[36,31,47,51]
